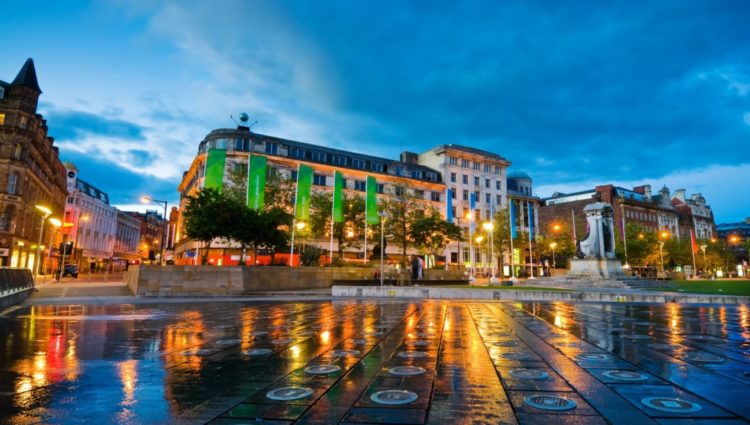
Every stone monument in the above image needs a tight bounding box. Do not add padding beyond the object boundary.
[569,202,624,278]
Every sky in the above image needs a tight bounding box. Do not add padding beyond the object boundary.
[1,0,748,222]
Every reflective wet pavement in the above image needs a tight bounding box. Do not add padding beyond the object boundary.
[1,300,749,424]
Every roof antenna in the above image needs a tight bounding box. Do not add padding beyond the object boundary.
[231,112,257,131]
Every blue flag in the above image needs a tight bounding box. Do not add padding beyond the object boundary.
[510,200,517,240]
[528,201,534,240]
[446,188,453,223]
[469,192,476,233]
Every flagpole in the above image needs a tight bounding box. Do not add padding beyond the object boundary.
[690,216,698,279]
[571,209,577,245]
[289,164,300,267]
[364,180,368,265]
[509,199,515,278]
[620,203,628,264]
[329,183,335,264]
[527,200,535,279]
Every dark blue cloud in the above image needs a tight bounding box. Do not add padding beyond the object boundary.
[60,150,177,209]
[40,103,146,142]
[272,0,750,183]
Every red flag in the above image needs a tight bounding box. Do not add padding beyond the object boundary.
[690,230,698,254]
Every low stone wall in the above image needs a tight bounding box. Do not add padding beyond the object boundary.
[332,285,750,305]
[128,265,380,296]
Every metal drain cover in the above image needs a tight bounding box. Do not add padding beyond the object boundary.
[304,364,341,375]
[332,349,360,357]
[251,331,269,338]
[214,338,241,347]
[493,341,520,347]
[266,386,314,401]
[398,351,429,359]
[509,369,549,380]
[389,366,426,376]
[641,397,702,413]
[362,330,384,336]
[349,339,368,345]
[602,370,648,381]
[406,340,431,347]
[244,348,273,356]
[685,352,724,363]
[523,395,577,411]
[501,352,532,360]
[415,332,435,338]
[370,390,418,405]
[577,353,610,361]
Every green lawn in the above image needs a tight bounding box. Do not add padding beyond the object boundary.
[646,280,750,296]
[426,284,569,291]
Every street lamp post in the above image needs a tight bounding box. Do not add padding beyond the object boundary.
[74,214,88,267]
[483,221,497,283]
[379,211,387,289]
[699,244,707,276]
[658,241,665,272]
[33,205,52,287]
[47,218,62,282]
[550,242,558,270]
[141,196,169,265]
[467,212,475,281]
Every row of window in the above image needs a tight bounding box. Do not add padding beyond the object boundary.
[449,187,502,206]
[450,172,503,190]
[290,171,443,201]
[626,210,658,222]
[203,138,438,182]
[447,156,502,174]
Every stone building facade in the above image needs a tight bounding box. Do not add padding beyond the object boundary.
[113,210,141,269]
[63,162,118,272]
[0,59,68,271]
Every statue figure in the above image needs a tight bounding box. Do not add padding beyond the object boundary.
[575,202,616,260]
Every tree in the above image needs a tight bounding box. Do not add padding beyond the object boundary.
[619,223,658,267]
[309,191,366,262]
[256,207,292,265]
[536,220,575,268]
[229,206,262,265]
[182,188,237,265]
[409,211,463,261]
[381,185,425,265]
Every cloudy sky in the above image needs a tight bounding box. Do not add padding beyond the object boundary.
[2,1,748,222]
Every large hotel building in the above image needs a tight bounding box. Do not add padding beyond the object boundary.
[173,121,538,267]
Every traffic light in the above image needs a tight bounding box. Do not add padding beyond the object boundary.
[59,241,74,256]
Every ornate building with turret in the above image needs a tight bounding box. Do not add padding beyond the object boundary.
[0,59,67,271]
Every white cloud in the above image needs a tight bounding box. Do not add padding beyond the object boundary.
[536,163,750,223]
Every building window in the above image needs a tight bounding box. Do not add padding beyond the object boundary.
[313,174,327,186]
[13,144,22,160]
[473,162,481,171]
[290,170,298,181]
[461,159,470,168]
[462,189,468,201]
[371,162,384,172]
[352,158,365,169]
[431,192,441,202]
[395,186,404,197]
[496,181,501,190]
[496,194,502,205]
[485,178,490,188]
[6,172,18,194]
[234,138,249,151]
[484,164,491,173]
[462,174,468,184]
[474,176,480,186]
[0,205,14,230]
[289,147,304,159]
[451,188,456,199]
[19,116,28,129]
[485,193,491,204]
[450,172,456,183]
[312,151,327,162]
[354,180,366,191]
[377,183,385,194]
[0,113,5,126]
[474,191,480,202]
[265,142,278,154]
[449,156,458,166]
[413,189,424,199]
[451,207,456,218]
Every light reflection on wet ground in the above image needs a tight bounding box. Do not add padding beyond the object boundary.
[1,300,749,424]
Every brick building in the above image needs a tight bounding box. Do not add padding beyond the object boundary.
[0,58,68,272]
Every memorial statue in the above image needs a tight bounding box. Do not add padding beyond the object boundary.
[569,202,623,278]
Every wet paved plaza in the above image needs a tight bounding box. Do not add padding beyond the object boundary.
[1,300,750,424]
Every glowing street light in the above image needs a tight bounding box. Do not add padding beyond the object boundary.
[296,221,307,231]
[33,205,53,285]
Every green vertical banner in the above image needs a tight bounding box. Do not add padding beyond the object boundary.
[333,171,344,223]
[246,155,267,210]
[204,149,226,191]
[295,164,313,221]
[366,175,379,225]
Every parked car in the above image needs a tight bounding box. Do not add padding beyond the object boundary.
[61,264,78,278]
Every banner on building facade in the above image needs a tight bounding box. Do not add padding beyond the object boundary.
[527,201,535,240]
[295,164,313,221]
[446,188,453,223]
[204,149,226,191]
[246,155,267,210]
[510,199,517,240]
[366,176,380,225]
[333,171,344,223]
[469,192,477,233]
